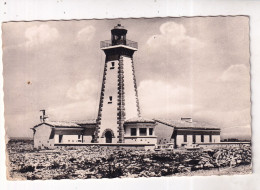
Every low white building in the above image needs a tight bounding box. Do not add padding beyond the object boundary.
[32,120,96,149]
[155,118,221,148]
[32,117,221,149]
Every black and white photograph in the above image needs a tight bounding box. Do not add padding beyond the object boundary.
[3,16,251,180]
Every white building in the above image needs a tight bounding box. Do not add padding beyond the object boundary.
[32,121,96,149]
[155,118,221,148]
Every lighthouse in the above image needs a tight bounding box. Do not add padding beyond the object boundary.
[94,24,157,145]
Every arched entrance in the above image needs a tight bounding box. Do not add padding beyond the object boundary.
[105,131,112,143]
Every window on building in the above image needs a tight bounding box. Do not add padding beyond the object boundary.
[149,128,153,135]
[78,135,81,139]
[108,96,112,104]
[68,140,70,142]
[140,128,147,136]
[201,135,204,142]
[72,140,74,142]
[47,141,49,143]
[131,128,137,136]
[209,135,212,142]
[184,135,187,142]
[110,62,115,69]
[192,135,196,144]
[59,135,63,143]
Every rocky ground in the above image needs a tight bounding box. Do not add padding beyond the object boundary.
[6,140,252,180]
[173,164,251,176]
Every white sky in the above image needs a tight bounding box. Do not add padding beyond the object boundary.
[3,16,251,139]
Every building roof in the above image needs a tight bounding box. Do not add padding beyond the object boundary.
[124,117,156,124]
[113,23,125,30]
[45,121,81,127]
[33,119,97,129]
[154,119,220,130]
[72,119,97,125]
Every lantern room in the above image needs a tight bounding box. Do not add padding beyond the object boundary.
[111,24,127,46]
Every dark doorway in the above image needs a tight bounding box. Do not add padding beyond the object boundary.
[105,131,112,143]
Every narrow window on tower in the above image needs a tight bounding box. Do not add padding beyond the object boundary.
[108,96,113,104]
[110,62,115,70]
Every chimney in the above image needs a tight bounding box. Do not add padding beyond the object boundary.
[40,109,48,123]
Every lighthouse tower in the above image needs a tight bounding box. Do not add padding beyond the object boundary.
[95,24,157,145]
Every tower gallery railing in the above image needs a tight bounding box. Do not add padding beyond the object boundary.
[100,39,138,49]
